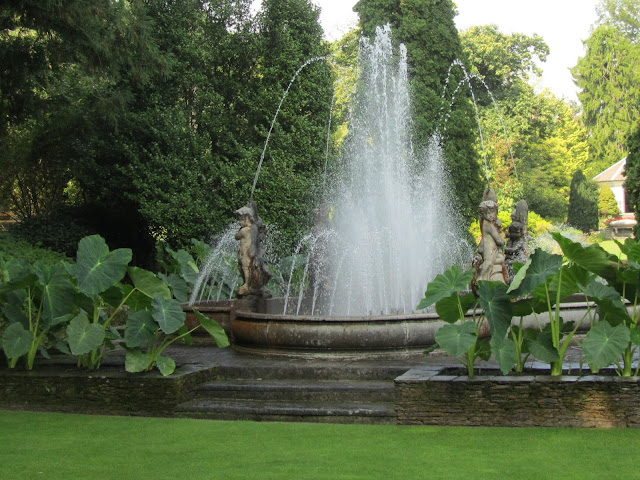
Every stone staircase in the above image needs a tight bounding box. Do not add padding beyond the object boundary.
[174,359,409,424]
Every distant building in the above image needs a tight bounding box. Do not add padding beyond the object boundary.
[594,157,636,238]
[593,157,630,214]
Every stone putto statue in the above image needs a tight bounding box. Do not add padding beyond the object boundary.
[235,201,272,298]
[504,199,531,283]
[472,188,507,293]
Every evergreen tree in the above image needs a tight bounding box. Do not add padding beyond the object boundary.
[354,0,482,221]
[572,0,640,176]
[599,184,621,217]
[623,122,640,237]
[251,0,334,252]
[567,169,600,232]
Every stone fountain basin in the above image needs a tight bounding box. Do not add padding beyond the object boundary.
[232,310,445,355]
[184,297,599,356]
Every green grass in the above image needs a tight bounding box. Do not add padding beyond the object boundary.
[1,410,639,479]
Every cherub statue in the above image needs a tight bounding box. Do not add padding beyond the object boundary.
[235,201,271,298]
[472,188,507,293]
[504,199,531,283]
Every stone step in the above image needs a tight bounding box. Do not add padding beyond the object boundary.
[195,379,395,403]
[212,361,411,382]
[175,398,396,424]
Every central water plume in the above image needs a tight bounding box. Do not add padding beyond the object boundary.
[285,25,472,316]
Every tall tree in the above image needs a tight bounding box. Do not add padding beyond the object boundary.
[461,25,587,221]
[354,0,483,221]
[251,0,334,251]
[461,25,549,105]
[567,169,599,232]
[624,122,640,236]
[572,0,640,176]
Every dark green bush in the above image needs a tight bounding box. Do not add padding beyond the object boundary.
[9,206,92,258]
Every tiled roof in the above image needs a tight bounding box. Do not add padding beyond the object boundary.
[593,157,627,182]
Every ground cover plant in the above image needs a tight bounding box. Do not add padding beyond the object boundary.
[0,235,229,374]
[1,410,638,480]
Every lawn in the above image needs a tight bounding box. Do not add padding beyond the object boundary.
[1,410,638,479]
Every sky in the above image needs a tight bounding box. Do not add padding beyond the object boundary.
[316,0,600,102]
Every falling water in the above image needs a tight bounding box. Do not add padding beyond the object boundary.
[283,25,472,316]
[439,60,521,195]
[250,56,327,201]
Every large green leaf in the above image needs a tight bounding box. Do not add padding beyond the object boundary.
[1,322,33,359]
[34,262,76,324]
[491,336,517,375]
[123,285,153,312]
[67,235,132,297]
[128,267,171,300]
[583,321,630,373]
[541,264,590,304]
[552,232,615,282]
[155,355,176,376]
[581,279,629,326]
[125,349,152,373]
[477,281,512,339]
[168,248,199,284]
[158,273,189,303]
[509,249,562,298]
[194,310,230,348]
[435,292,476,324]
[417,265,474,310]
[435,321,476,357]
[527,331,560,363]
[151,295,185,334]
[124,310,157,348]
[66,313,105,355]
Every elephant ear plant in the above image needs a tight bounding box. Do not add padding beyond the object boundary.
[0,256,77,369]
[418,234,618,377]
[553,233,640,376]
[1,235,229,375]
[417,265,513,377]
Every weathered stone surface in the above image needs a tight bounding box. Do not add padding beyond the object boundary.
[395,367,640,428]
[0,364,219,417]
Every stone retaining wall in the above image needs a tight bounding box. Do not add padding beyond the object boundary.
[0,364,219,416]
[395,366,640,428]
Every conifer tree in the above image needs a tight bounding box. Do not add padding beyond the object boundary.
[567,169,600,232]
[572,0,640,176]
[598,184,620,217]
[623,122,640,237]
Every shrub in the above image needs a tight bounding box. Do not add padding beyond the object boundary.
[9,206,92,257]
[0,232,70,264]
[598,184,620,217]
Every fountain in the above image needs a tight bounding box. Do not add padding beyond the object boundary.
[186,26,579,356]
[185,26,476,355]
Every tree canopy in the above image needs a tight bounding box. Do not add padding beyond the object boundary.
[573,0,640,177]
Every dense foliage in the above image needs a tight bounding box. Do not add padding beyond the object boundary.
[460,26,588,220]
[567,169,600,233]
[0,234,228,373]
[572,0,640,177]
[420,233,640,377]
[598,184,621,217]
[1,0,333,263]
